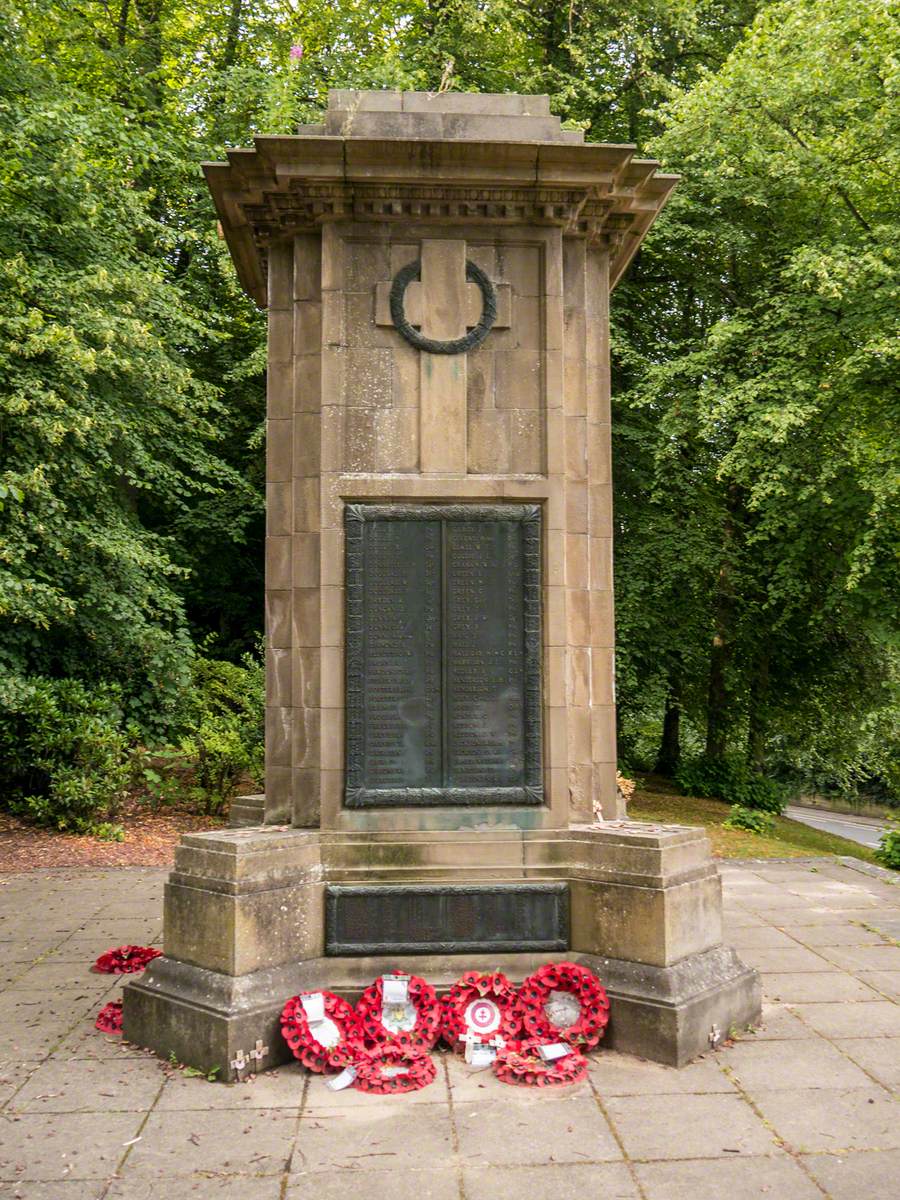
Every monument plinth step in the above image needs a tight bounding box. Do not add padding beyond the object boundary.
[123,943,758,1078]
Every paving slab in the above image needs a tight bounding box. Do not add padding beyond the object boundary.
[833,1037,900,1089]
[122,1108,298,1177]
[7,963,115,992]
[292,1103,455,1172]
[743,1002,817,1040]
[68,921,162,945]
[453,1094,621,1166]
[762,970,880,1003]
[750,1087,900,1152]
[779,922,889,946]
[634,1155,822,1199]
[107,1176,282,1200]
[0,857,897,1197]
[857,970,900,1000]
[791,1000,900,1038]
[1,942,64,964]
[601,1093,778,1160]
[588,1051,734,1095]
[52,1016,148,1062]
[818,944,900,971]
[0,1062,39,1108]
[722,926,798,949]
[0,991,111,1059]
[289,1169,463,1199]
[772,907,888,926]
[461,1162,639,1200]
[801,1148,900,1199]
[157,1066,308,1110]
[0,1111,142,1181]
[738,946,833,973]
[8,1057,162,1113]
[39,939,137,965]
[0,1183,104,1198]
[722,1036,873,1091]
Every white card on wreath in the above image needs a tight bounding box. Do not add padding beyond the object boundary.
[300,992,326,1024]
[382,975,410,1005]
[537,1042,573,1062]
[326,1065,357,1091]
[468,1043,496,1070]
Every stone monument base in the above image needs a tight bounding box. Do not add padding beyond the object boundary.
[123,822,760,1076]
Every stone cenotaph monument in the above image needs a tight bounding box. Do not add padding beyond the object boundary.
[124,90,759,1074]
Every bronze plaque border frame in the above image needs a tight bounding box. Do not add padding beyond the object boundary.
[344,502,543,808]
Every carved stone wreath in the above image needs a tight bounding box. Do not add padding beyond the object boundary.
[389,258,497,354]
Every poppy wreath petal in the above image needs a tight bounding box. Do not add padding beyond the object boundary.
[280,991,365,1073]
[352,1045,436,1095]
[355,974,441,1052]
[493,1038,588,1088]
[95,1000,123,1034]
[513,962,610,1050]
[94,946,162,975]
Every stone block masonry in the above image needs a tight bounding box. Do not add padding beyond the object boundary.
[123,89,759,1071]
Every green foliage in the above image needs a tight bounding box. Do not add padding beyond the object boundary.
[0,13,260,734]
[0,0,896,825]
[133,649,265,816]
[874,822,900,871]
[723,805,776,836]
[615,0,899,787]
[676,756,786,815]
[0,675,129,834]
[181,652,265,812]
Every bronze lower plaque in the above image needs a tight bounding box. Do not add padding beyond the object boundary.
[326,883,568,955]
[345,504,542,807]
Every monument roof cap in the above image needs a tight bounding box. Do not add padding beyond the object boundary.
[204,90,677,306]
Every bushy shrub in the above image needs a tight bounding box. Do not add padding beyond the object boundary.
[874,824,900,871]
[723,805,776,835]
[136,649,265,816]
[676,755,786,814]
[0,675,129,835]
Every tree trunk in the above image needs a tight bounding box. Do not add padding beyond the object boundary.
[117,0,130,46]
[222,0,243,70]
[747,649,771,772]
[134,0,164,112]
[654,675,682,775]
[705,487,740,759]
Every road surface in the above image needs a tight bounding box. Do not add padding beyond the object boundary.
[785,804,887,849]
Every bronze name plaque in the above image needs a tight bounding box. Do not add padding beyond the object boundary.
[345,504,542,807]
[326,883,568,955]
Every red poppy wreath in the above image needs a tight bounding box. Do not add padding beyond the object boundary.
[493,1038,588,1088]
[93,945,162,975]
[356,972,441,1052]
[352,1045,436,1095]
[280,991,365,1073]
[95,1000,123,1034]
[515,962,610,1049]
[441,970,521,1053]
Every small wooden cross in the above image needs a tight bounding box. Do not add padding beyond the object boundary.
[249,1039,269,1069]
[230,1048,249,1079]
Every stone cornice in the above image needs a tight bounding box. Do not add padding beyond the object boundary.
[205,134,678,307]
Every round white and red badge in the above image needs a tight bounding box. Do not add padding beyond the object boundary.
[464,997,502,1037]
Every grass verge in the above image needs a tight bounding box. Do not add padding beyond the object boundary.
[629,776,878,863]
